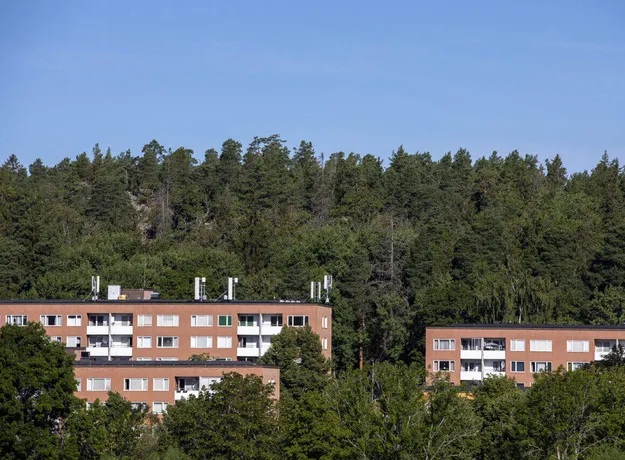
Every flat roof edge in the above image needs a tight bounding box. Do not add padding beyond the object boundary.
[0,299,331,307]
[73,360,280,369]
[427,323,625,330]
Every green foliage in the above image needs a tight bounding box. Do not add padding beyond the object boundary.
[161,372,278,459]
[0,323,77,459]
[259,325,330,399]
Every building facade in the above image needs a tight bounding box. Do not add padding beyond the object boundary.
[73,361,280,411]
[1,300,332,362]
[426,324,625,388]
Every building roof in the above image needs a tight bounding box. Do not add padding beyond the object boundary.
[0,299,329,306]
[428,323,625,331]
[74,360,279,369]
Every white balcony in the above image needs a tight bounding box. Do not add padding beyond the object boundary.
[484,370,505,378]
[595,351,610,361]
[86,347,109,357]
[483,350,506,360]
[110,325,133,335]
[110,347,133,357]
[260,326,283,335]
[86,326,109,335]
[174,390,200,401]
[460,371,483,381]
[237,326,260,335]
[237,347,261,357]
[460,350,482,360]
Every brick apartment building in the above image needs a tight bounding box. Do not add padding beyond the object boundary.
[426,324,625,388]
[1,296,332,412]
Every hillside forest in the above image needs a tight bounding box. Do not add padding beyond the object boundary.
[1,136,625,370]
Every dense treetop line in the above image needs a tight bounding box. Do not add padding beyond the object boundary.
[1,137,625,369]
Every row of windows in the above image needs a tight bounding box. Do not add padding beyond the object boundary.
[80,377,216,392]
[136,336,233,348]
[434,339,594,353]
[6,314,310,328]
[434,360,589,373]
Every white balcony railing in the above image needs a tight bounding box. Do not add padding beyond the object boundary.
[460,371,483,381]
[110,347,133,357]
[86,347,109,357]
[483,350,506,360]
[174,390,200,401]
[110,325,133,335]
[86,326,109,335]
[484,370,505,377]
[460,350,482,360]
[237,347,260,357]
[237,326,260,335]
[260,325,283,335]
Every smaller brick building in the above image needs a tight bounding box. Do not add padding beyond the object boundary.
[426,324,625,388]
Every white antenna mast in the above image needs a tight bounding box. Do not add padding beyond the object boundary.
[309,275,333,303]
[91,275,100,301]
[194,277,206,301]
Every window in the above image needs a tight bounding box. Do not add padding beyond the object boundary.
[67,315,82,326]
[191,315,213,327]
[238,315,255,327]
[567,340,589,353]
[461,361,481,372]
[153,378,170,391]
[157,336,178,348]
[157,315,179,327]
[433,339,455,351]
[152,402,168,414]
[287,315,309,327]
[6,315,28,326]
[516,383,525,389]
[75,378,82,391]
[50,336,62,343]
[218,315,232,327]
[322,337,328,350]
[87,378,111,391]
[433,360,455,372]
[461,338,482,350]
[510,361,525,372]
[322,316,329,329]
[530,362,552,373]
[124,378,148,391]
[217,336,232,348]
[510,340,525,352]
[89,315,107,326]
[568,362,588,371]
[114,315,132,326]
[270,315,283,327]
[596,340,615,353]
[67,336,82,347]
[156,357,178,361]
[40,315,62,326]
[191,336,213,348]
[135,357,152,361]
[138,315,152,327]
[88,336,109,348]
[131,402,147,410]
[530,340,552,352]
[215,357,232,361]
[137,336,152,348]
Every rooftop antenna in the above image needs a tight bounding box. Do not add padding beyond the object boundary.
[216,277,239,301]
[194,277,206,301]
[309,275,332,303]
[91,275,100,301]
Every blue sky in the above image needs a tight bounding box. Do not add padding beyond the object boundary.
[1,1,623,173]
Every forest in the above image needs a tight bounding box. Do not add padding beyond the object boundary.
[1,136,625,370]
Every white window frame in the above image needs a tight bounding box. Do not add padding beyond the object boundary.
[50,336,62,343]
[87,378,111,391]
[191,336,213,348]
[152,402,168,414]
[137,315,152,327]
[530,361,552,373]
[270,315,283,327]
[137,336,152,348]
[322,337,328,350]
[153,378,170,391]
[567,340,589,353]
[157,336,179,348]
[433,339,456,351]
[124,378,148,391]
[157,315,179,327]
[6,315,28,326]
[40,315,63,326]
[510,339,525,352]
[191,315,213,327]
[433,360,455,372]
[67,315,82,327]
[218,315,232,327]
[530,340,552,352]
[135,357,152,361]
[66,336,82,347]
[567,362,588,371]
[510,361,525,372]
[217,336,232,348]
[75,378,82,391]
[287,315,309,327]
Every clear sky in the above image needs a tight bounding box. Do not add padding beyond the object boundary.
[1,1,623,173]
